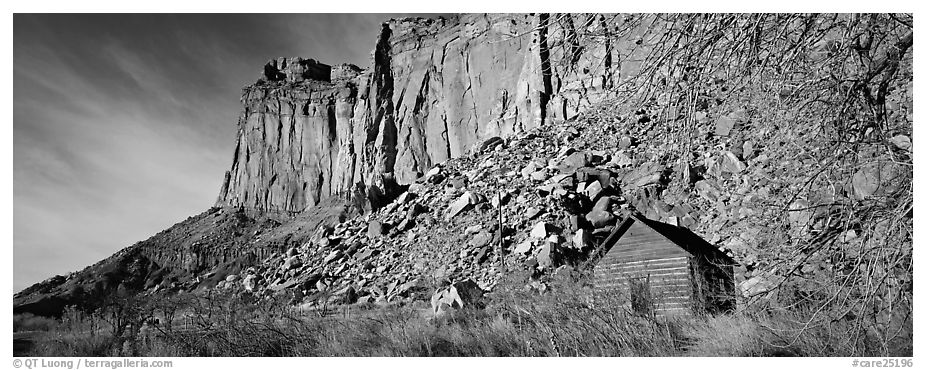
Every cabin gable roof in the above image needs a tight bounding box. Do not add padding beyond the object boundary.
[597,213,736,267]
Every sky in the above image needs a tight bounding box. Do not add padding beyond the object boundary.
[13,14,418,291]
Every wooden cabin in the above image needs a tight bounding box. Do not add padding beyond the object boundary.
[593,213,738,317]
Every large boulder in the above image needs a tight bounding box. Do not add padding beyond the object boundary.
[367,220,385,237]
[445,191,481,220]
[572,229,589,250]
[889,135,912,151]
[585,197,616,228]
[530,221,549,239]
[851,161,905,199]
[788,199,815,234]
[609,151,633,167]
[535,243,554,269]
[513,240,533,255]
[477,136,504,153]
[622,162,665,190]
[242,274,259,292]
[470,231,494,248]
[695,179,722,202]
[323,250,343,265]
[583,180,603,201]
[559,152,590,173]
[282,256,301,271]
[430,280,486,315]
[714,115,735,136]
[720,151,747,174]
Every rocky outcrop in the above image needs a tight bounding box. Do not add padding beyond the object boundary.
[216,14,627,213]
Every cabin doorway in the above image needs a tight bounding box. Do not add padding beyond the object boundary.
[629,276,653,315]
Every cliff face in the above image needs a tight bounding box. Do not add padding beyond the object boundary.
[216,14,629,213]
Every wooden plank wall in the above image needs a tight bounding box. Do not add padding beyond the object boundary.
[594,221,695,317]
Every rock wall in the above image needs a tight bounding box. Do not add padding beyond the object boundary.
[217,14,633,213]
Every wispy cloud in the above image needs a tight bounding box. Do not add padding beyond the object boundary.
[14,13,412,290]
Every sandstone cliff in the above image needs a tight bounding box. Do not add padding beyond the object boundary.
[216,14,634,213]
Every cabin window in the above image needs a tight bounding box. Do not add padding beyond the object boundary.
[629,276,653,315]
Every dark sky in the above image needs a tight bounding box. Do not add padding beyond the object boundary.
[13,14,418,290]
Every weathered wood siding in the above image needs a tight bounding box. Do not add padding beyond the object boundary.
[594,220,695,316]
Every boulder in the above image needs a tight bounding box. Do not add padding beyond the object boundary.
[530,170,548,182]
[695,179,722,202]
[354,248,374,261]
[549,173,571,184]
[520,162,540,179]
[344,241,361,256]
[720,151,747,173]
[596,169,617,189]
[618,136,633,149]
[425,166,442,180]
[406,203,427,219]
[450,176,468,189]
[334,286,359,305]
[680,214,697,228]
[445,191,478,220]
[609,151,633,167]
[324,250,343,265]
[282,256,302,270]
[890,135,912,151]
[430,280,485,315]
[572,229,589,250]
[586,210,614,228]
[568,215,580,231]
[536,184,555,196]
[852,162,905,199]
[536,243,553,269]
[560,152,589,173]
[530,222,549,239]
[408,183,425,194]
[743,140,756,159]
[474,246,491,263]
[525,207,542,219]
[576,167,598,183]
[513,240,533,255]
[470,231,493,248]
[583,181,603,200]
[715,115,735,136]
[367,220,385,238]
[490,192,511,208]
[395,191,417,204]
[242,274,258,292]
[477,136,504,153]
[622,162,665,190]
[585,197,615,228]
[429,173,446,184]
[839,229,859,243]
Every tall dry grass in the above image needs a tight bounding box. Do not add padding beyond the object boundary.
[20,274,909,357]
